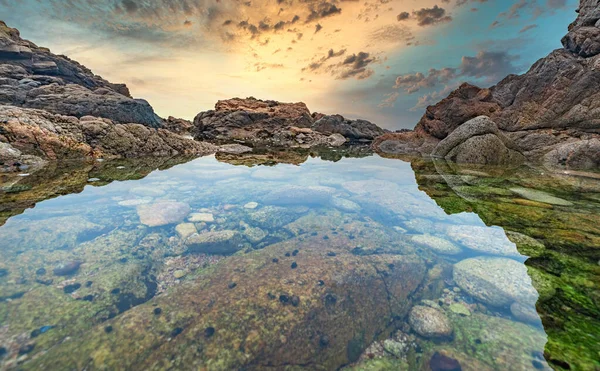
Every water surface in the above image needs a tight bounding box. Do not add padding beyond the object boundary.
[0,151,598,370]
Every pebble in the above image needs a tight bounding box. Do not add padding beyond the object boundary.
[18,344,35,355]
[105,326,113,333]
[327,252,336,257]
[291,295,300,307]
[272,258,279,263]
[154,308,162,315]
[173,270,187,279]
[35,268,46,276]
[292,249,299,256]
[228,282,237,289]
[291,262,298,269]
[171,327,183,337]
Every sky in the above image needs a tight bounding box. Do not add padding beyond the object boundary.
[0,0,578,129]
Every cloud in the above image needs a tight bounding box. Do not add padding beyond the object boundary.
[378,91,400,108]
[412,5,452,26]
[304,50,378,80]
[392,50,520,101]
[519,24,537,33]
[305,2,342,23]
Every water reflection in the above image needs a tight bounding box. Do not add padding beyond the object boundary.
[0,151,597,370]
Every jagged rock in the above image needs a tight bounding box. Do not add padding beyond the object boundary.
[0,21,162,126]
[312,114,387,140]
[0,106,217,163]
[374,2,600,170]
[432,116,524,165]
[192,97,385,147]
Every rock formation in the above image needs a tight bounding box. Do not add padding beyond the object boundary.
[192,97,386,148]
[374,0,600,170]
[0,105,216,171]
[0,21,161,127]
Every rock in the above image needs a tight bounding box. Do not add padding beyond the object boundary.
[432,116,524,165]
[510,302,541,324]
[453,257,538,307]
[191,97,386,147]
[373,2,600,170]
[509,187,573,206]
[327,133,347,147]
[218,144,253,154]
[505,231,546,257]
[446,225,521,257]
[185,230,244,254]
[429,352,462,371]
[408,305,453,339]
[262,185,335,206]
[0,106,217,164]
[26,230,426,370]
[188,212,215,223]
[175,223,197,240]
[312,114,386,140]
[243,201,259,209]
[0,22,161,126]
[543,138,600,170]
[137,201,190,227]
[331,197,361,213]
[52,261,82,276]
[240,221,267,243]
[411,234,462,255]
[448,303,471,316]
[173,270,187,279]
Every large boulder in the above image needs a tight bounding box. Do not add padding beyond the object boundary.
[24,231,426,370]
[453,257,538,308]
[0,21,162,127]
[431,116,524,165]
[543,138,600,170]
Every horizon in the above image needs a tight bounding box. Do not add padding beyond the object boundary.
[0,0,577,129]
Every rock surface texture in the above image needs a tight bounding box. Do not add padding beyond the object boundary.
[374,0,600,170]
[192,97,386,147]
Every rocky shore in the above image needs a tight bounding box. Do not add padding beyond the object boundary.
[0,20,389,173]
[374,0,600,171]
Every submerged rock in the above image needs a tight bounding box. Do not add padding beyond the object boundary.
[25,225,426,370]
[136,201,190,227]
[175,223,197,240]
[447,225,521,257]
[188,212,214,223]
[509,187,573,206]
[408,305,453,339]
[53,261,82,276]
[185,230,244,254]
[411,234,462,255]
[429,352,462,371]
[453,257,538,307]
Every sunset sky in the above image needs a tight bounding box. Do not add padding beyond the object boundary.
[0,0,577,129]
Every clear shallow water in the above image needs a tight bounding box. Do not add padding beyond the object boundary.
[0,152,598,370]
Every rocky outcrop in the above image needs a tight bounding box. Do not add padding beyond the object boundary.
[0,105,217,170]
[192,97,386,148]
[432,116,524,165]
[0,21,161,126]
[374,1,600,170]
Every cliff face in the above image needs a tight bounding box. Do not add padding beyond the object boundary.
[375,0,600,171]
[0,21,162,127]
